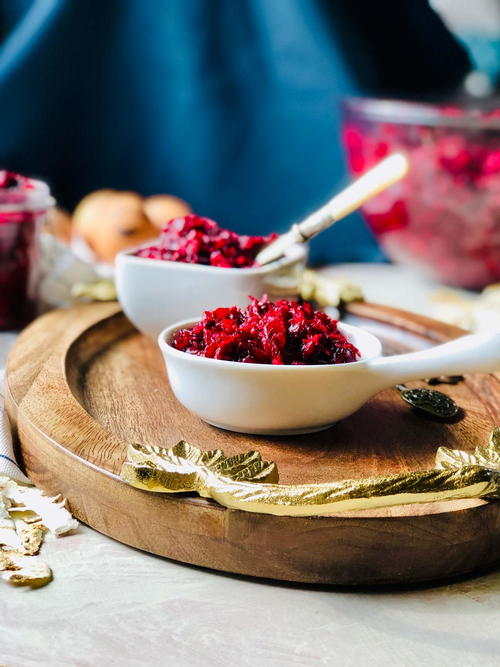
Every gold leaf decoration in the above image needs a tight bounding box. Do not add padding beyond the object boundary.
[435,447,477,470]
[436,427,500,471]
[120,429,500,516]
[71,279,117,302]
[120,442,278,496]
[300,269,363,307]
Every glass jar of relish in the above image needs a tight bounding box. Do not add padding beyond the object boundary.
[0,171,54,330]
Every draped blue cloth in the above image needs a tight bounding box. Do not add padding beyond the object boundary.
[0,0,468,262]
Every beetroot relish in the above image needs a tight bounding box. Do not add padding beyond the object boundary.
[136,215,277,268]
[172,297,361,365]
[0,171,22,189]
[342,109,500,288]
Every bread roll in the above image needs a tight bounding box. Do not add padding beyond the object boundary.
[143,194,192,229]
[72,190,157,263]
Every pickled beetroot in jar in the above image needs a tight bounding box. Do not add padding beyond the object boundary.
[342,99,500,289]
[0,171,54,330]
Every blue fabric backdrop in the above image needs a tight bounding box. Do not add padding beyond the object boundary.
[0,0,469,262]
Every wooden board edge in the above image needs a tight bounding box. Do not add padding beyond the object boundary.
[345,301,468,342]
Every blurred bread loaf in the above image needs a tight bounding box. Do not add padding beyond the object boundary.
[72,190,157,263]
[45,189,193,264]
[143,194,191,229]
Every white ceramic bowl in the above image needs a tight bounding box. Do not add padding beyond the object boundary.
[159,320,381,435]
[116,244,307,337]
[159,321,500,436]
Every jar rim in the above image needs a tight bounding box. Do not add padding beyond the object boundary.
[0,178,54,213]
[343,97,500,129]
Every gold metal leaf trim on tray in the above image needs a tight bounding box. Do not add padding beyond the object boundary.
[437,427,500,470]
[120,428,500,516]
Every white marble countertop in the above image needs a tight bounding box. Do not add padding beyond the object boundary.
[3,264,500,667]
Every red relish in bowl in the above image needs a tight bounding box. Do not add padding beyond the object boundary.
[343,99,500,288]
[136,215,277,268]
[171,296,360,365]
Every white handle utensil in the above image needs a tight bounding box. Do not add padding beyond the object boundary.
[366,332,500,384]
[256,153,409,266]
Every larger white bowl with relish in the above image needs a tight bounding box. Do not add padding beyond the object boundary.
[116,214,307,337]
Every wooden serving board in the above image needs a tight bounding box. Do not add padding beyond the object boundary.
[5,302,500,586]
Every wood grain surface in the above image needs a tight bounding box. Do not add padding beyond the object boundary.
[5,302,500,585]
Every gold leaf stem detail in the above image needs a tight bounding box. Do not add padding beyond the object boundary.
[120,430,500,517]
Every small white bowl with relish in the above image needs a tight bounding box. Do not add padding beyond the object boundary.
[159,297,500,435]
[116,215,307,337]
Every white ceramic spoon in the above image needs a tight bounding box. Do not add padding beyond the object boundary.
[158,321,500,436]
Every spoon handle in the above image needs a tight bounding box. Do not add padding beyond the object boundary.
[296,153,408,241]
[366,332,500,386]
[256,153,408,266]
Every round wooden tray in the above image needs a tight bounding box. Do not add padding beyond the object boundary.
[5,302,500,586]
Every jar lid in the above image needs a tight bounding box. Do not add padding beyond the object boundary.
[0,172,55,212]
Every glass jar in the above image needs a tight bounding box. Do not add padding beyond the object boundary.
[342,98,500,289]
[0,172,54,330]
